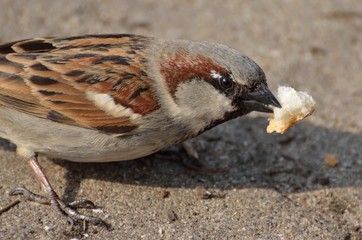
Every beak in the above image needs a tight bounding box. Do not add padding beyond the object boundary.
[242,82,281,113]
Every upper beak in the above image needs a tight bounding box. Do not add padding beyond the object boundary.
[243,82,281,113]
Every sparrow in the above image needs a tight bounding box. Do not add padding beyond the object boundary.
[0,34,281,228]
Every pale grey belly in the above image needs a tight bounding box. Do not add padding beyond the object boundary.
[0,107,176,162]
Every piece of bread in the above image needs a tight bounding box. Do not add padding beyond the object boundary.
[267,86,316,134]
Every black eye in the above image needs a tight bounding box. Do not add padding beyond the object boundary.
[219,77,233,89]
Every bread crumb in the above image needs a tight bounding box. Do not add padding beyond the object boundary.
[324,154,339,167]
[267,86,316,134]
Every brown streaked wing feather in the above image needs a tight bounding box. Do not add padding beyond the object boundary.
[0,35,160,134]
[0,55,50,118]
[0,38,55,54]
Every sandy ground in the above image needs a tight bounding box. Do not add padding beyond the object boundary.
[0,0,361,239]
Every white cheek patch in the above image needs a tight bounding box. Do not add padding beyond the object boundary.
[175,80,236,132]
[86,91,141,120]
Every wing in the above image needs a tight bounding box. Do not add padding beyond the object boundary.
[0,34,160,134]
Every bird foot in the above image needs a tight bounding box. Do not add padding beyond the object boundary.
[9,187,109,229]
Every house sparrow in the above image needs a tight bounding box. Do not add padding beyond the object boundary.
[0,34,281,227]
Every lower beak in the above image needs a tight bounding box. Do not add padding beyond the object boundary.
[243,82,281,113]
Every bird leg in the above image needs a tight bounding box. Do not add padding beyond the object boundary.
[182,140,200,162]
[181,141,228,173]
[9,153,108,228]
